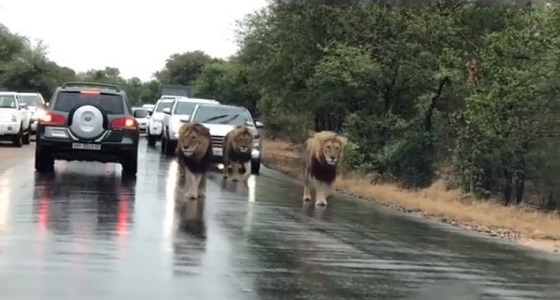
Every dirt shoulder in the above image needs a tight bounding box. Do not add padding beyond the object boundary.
[261,139,560,254]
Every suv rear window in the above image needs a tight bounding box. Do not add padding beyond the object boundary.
[174,102,198,115]
[155,101,173,112]
[54,91,124,114]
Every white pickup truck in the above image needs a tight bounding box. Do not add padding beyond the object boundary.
[0,92,32,146]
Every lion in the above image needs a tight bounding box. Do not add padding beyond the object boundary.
[176,122,213,199]
[302,130,348,206]
[222,126,254,182]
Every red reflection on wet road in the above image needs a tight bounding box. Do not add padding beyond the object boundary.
[38,186,50,236]
[117,187,129,240]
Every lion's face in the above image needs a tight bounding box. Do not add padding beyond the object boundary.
[320,139,345,166]
[231,128,253,153]
[178,123,210,157]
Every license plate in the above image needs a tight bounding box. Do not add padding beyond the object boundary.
[213,148,222,156]
[72,143,101,150]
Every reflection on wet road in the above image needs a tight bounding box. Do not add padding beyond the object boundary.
[0,141,559,299]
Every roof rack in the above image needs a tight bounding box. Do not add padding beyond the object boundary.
[61,82,121,92]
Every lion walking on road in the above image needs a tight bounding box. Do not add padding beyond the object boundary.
[302,131,348,206]
[176,122,213,199]
[222,126,254,182]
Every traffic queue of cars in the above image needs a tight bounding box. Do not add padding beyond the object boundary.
[1,81,264,177]
[0,91,46,147]
[142,95,264,174]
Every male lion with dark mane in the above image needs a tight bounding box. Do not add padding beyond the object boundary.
[302,130,348,206]
[222,126,254,182]
[176,122,213,199]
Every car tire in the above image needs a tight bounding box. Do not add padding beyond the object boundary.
[22,129,30,145]
[251,159,261,175]
[121,153,138,177]
[12,127,23,147]
[147,134,156,146]
[160,135,166,154]
[35,147,54,173]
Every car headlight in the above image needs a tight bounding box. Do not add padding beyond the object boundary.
[172,121,183,133]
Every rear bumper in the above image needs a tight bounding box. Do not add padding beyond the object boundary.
[37,139,138,163]
[0,122,21,138]
[36,126,139,163]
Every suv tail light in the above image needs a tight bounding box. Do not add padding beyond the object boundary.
[112,117,137,130]
[41,112,66,125]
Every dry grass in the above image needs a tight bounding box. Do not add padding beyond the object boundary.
[262,139,560,253]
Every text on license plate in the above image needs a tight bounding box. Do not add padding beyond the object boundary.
[213,148,222,156]
[72,143,101,150]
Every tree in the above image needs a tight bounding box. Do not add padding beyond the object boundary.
[154,50,221,86]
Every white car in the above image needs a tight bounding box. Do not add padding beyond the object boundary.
[189,104,264,174]
[142,103,155,114]
[18,92,47,133]
[146,98,176,146]
[0,92,32,146]
[160,98,220,155]
[132,107,150,134]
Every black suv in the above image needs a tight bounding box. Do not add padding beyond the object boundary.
[35,82,141,176]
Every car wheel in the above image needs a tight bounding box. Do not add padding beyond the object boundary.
[160,135,166,154]
[22,129,30,145]
[35,146,54,173]
[147,134,156,146]
[121,153,138,177]
[251,159,261,175]
[12,127,23,147]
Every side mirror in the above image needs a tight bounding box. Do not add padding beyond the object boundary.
[162,108,171,114]
[180,117,191,123]
[19,103,27,109]
[254,121,264,128]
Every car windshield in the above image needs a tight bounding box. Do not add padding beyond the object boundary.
[193,106,252,126]
[133,108,148,118]
[155,101,173,112]
[0,95,16,108]
[19,94,43,106]
[53,91,124,114]
[174,102,200,115]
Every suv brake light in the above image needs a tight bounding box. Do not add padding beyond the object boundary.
[112,117,137,130]
[41,113,66,125]
[80,90,100,95]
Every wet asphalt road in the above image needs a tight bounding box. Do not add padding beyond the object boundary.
[1,140,560,299]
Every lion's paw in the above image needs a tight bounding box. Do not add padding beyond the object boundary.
[185,193,197,200]
[316,199,327,207]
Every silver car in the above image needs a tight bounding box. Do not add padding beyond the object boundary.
[189,104,264,174]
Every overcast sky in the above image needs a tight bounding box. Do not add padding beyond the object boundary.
[0,0,267,82]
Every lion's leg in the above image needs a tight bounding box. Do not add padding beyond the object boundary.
[303,164,312,202]
[315,181,329,206]
[197,174,207,198]
[241,161,251,182]
[231,163,240,182]
[222,157,229,179]
[177,156,185,178]
[184,171,197,200]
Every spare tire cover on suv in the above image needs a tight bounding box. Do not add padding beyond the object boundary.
[69,105,105,139]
